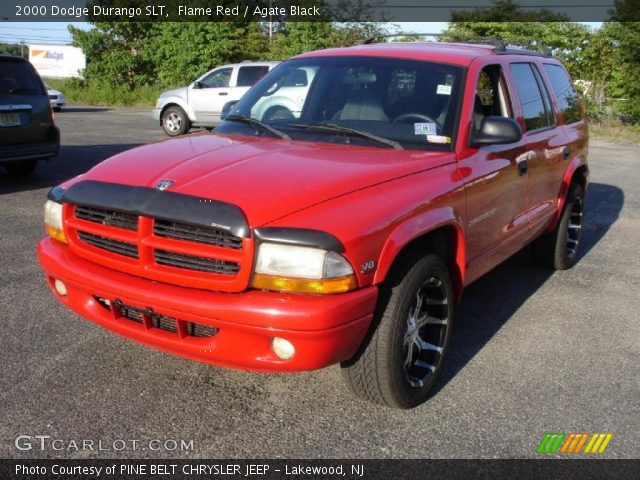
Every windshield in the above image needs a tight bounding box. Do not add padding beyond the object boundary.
[215,56,464,151]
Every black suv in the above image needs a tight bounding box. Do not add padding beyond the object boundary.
[0,54,59,176]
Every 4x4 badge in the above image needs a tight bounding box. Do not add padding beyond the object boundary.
[155,179,175,191]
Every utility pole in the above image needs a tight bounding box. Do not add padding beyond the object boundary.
[269,0,273,42]
[20,40,25,58]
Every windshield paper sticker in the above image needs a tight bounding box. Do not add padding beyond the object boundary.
[437,84,452,95]
[414,122,437,135]
[427,134,451,144]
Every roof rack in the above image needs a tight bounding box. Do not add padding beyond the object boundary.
[362,33,506,51]
[362,33,553,57]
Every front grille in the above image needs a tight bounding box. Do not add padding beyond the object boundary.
[75,205,138,230]
[155,249,240,275]
[68,199,250,292]
[78,231,139,258]
[96,298,218,338]
[154,219,242,249]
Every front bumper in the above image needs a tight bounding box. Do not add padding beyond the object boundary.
[37,238,377,372]
[152,108,162,122]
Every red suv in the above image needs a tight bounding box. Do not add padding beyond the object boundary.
[38,42,588,408]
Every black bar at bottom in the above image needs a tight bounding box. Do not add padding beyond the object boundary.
[1,459,639,480]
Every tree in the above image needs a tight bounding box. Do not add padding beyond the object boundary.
[442,1,592,80]
[607,1,640,122]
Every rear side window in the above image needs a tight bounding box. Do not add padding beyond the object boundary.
[237,66,269,87]
[543,64,582,124]
[0,61,42,95]
[510,63,555,132]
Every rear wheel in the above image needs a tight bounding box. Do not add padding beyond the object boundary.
[4,160,38,176]
[341,253,454,409]
[161,106,189,136]
[263,106,294,122]
[532,183,585,270]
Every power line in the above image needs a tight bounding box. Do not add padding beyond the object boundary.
[0,26,75,32]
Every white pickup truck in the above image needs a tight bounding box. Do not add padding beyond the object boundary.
[153,61,279,136]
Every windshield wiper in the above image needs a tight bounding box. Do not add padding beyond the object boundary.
[223,115,291,140]
[288,122,404,150]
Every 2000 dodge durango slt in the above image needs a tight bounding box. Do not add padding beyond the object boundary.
[38,41,588,408]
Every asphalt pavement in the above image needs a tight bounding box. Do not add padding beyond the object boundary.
[0,106,638,459]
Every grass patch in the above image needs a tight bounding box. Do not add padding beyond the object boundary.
[44,78,164,108]
[589,118,640,145]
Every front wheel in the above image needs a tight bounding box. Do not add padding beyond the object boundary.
[341,253,454,408]
[161,106,190,136]
[532,183,585,270]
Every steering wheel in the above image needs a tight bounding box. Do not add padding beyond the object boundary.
[393,112,439,125]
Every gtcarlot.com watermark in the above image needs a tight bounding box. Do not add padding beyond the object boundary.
[15,435,194,452]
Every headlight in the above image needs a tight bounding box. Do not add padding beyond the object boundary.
[251,243,357,294]
[44,199,67,244]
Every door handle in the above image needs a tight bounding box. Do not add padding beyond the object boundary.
[518,159,528,176]
[218,92,228,96]
[563,146,570,159]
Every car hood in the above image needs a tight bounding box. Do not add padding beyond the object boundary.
[70,132,454,227]
[47,88,63,96]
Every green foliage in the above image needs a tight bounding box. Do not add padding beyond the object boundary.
[450,0,569,22]
[45,77,162,108]
[602,20,640,123]
[149,23,254,87]
[442,0,640,125]
[442,21,592,80]
[0,43,27,58]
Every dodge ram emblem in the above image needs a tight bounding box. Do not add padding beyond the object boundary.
[155,179,175,191]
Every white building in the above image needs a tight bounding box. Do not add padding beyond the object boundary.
[29,44,86,79]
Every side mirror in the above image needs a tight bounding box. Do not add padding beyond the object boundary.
[220,100,238,120]
[192,81,203,89]
[470,116,522,147]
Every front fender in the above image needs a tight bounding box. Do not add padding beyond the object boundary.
[157,95,193,122]
[373,207,466,298]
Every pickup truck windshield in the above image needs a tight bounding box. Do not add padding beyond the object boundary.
[215,56,464,151]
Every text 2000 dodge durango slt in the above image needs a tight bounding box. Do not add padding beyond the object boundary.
[38,42,588,408]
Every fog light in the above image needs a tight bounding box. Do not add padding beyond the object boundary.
[54,279,67,296]
[272,337,295,360]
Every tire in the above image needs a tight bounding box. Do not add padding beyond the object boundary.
[341,253,455,409]
[4,160,38,177]
[161,106,190,136]
[263,106,294,122]
[532,183,585,270]
[53,107,61,112]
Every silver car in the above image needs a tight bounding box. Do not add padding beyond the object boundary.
[45,84,65,112]
[153,61,279,136]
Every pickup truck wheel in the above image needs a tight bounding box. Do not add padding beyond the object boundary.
[263,106,294,122]
[162,106,189,136]
[3,160,38,176]
[532,183,584,270]
[341,254,454,408]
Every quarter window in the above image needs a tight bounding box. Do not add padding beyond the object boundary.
[510,63,555,132]
[543,64,582,124]
[237,66,270,87]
